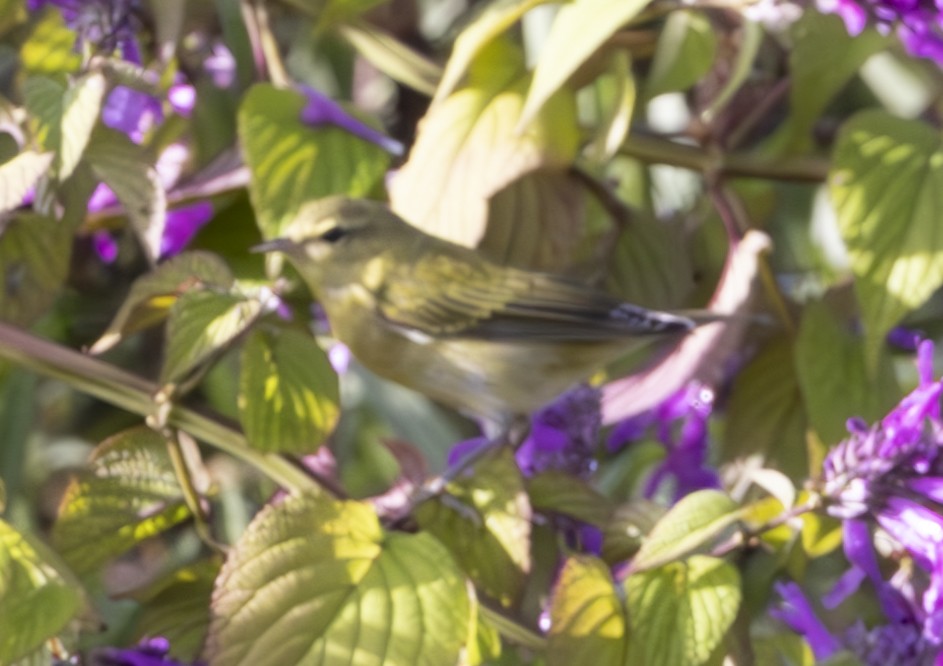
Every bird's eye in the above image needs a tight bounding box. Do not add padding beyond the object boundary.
[320,226,347,243]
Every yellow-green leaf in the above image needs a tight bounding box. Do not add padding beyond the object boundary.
[90,251,234,354]
[644,11,716,100]
[0,151,53,213]
[830,110,943,366]
[207,495,471,666]
[547,555,628,666]
[0,518,82,664]
[20,8,80,74]
[52,427,191,575]
[238,84,391,239]
[518,0,650,129]
[162,290,262,384]
[626,555,741,666]
[391,39,578,248]
[238,328,340,454]
[416,447,531,606]
[632,489,739,571]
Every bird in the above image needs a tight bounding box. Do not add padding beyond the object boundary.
[254,196,717,429]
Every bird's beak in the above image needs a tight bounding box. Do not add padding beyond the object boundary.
[250,238,295,254]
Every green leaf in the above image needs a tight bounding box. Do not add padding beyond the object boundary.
[626,555,741,666]
[23,73,106,180]
[338,22,442,96]
[547,556,628,666]
[829,110,943,366]
[478,169,588,271]
[391,39,578,248]
[238,328,340,454]
[85,128,167,263]
[416,448,531,606]
[586,50,635,163]
[518,0,650,128]
[131,558,221,662]
[527,471,614,526]
[90,251,235,354]
[644,11,717,100]
[605,211,693,309]
[0,151,53,213]
[0,519,82,664]
[20,8,80,74]
[207,495,471,666]
[59,71,107,180]
[722,336,809,480]
[238,84,391,239]
[773,13,889,152]
[52,427,191,575]
[162,290,262,384]
[432,0,551,106]
[0,213,72,326]
[796,298,899,445]
[0,0,26,35]
[632,489,740,571]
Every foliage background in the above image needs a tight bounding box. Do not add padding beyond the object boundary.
[1,0,943,664]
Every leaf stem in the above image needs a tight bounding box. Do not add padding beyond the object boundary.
[620,134,830,182]
[0,322,320,494]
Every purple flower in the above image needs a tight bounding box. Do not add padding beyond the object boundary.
[90,637,201,666]
[159,202,214,259]
[102,85,162,143]
[608,381,720,501]
[771,582,843,660]
[813,339,943,658]
[516,385,601,477]
[298,86,403,156]
[818,0,943,65]
[32,0,140,54]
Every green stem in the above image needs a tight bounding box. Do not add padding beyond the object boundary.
[0,322,319,494]
[479,603,547,651]
[620,134,830,183]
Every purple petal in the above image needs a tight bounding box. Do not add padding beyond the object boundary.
[93,232,118,264]
[772,582,843,659]
[168,84,196,117]
[88,182,119,212]
[876,497,943,571]
[447,437,490,467]
[887,327,923,352]
[102,85,162,144]
[298,86,403,156]
[158,202,214,259]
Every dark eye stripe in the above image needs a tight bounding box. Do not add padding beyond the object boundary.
[321,227,347,243]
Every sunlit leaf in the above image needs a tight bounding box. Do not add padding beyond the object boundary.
[391,39,578,248]
[238,328,340,453]
[207,494,471,666]
[795,298,899,445]
[338,22,442,96]
[85,128,167,263]
[830,110,943,366]
[416,448,531,606]
[52,427,191,575]
[90,251,235,354]
[0,519,82,664]
[20,8,80,74]
[0,151,53,213]
[644,10,716,100]
[162,290,262,384]
[0,213,71,326]
[527,471,614,526]
[432,0,551,106]
[626,555,741,666]
[632,489,740,571]
[518,0,649,129]
[238,84,391,239]
[547,556,628,666]
[59,71,107,180]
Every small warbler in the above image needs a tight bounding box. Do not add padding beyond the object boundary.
[255,196,716,426]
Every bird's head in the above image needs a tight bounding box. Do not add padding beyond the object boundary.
[253,196,415,292]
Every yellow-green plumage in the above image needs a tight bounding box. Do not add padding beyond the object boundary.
[259,196,708,424]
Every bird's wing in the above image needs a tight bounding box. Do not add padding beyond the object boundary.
[376,258,695,341]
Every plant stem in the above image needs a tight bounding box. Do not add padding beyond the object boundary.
[0,322,320,494]
[620,134,830,183]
